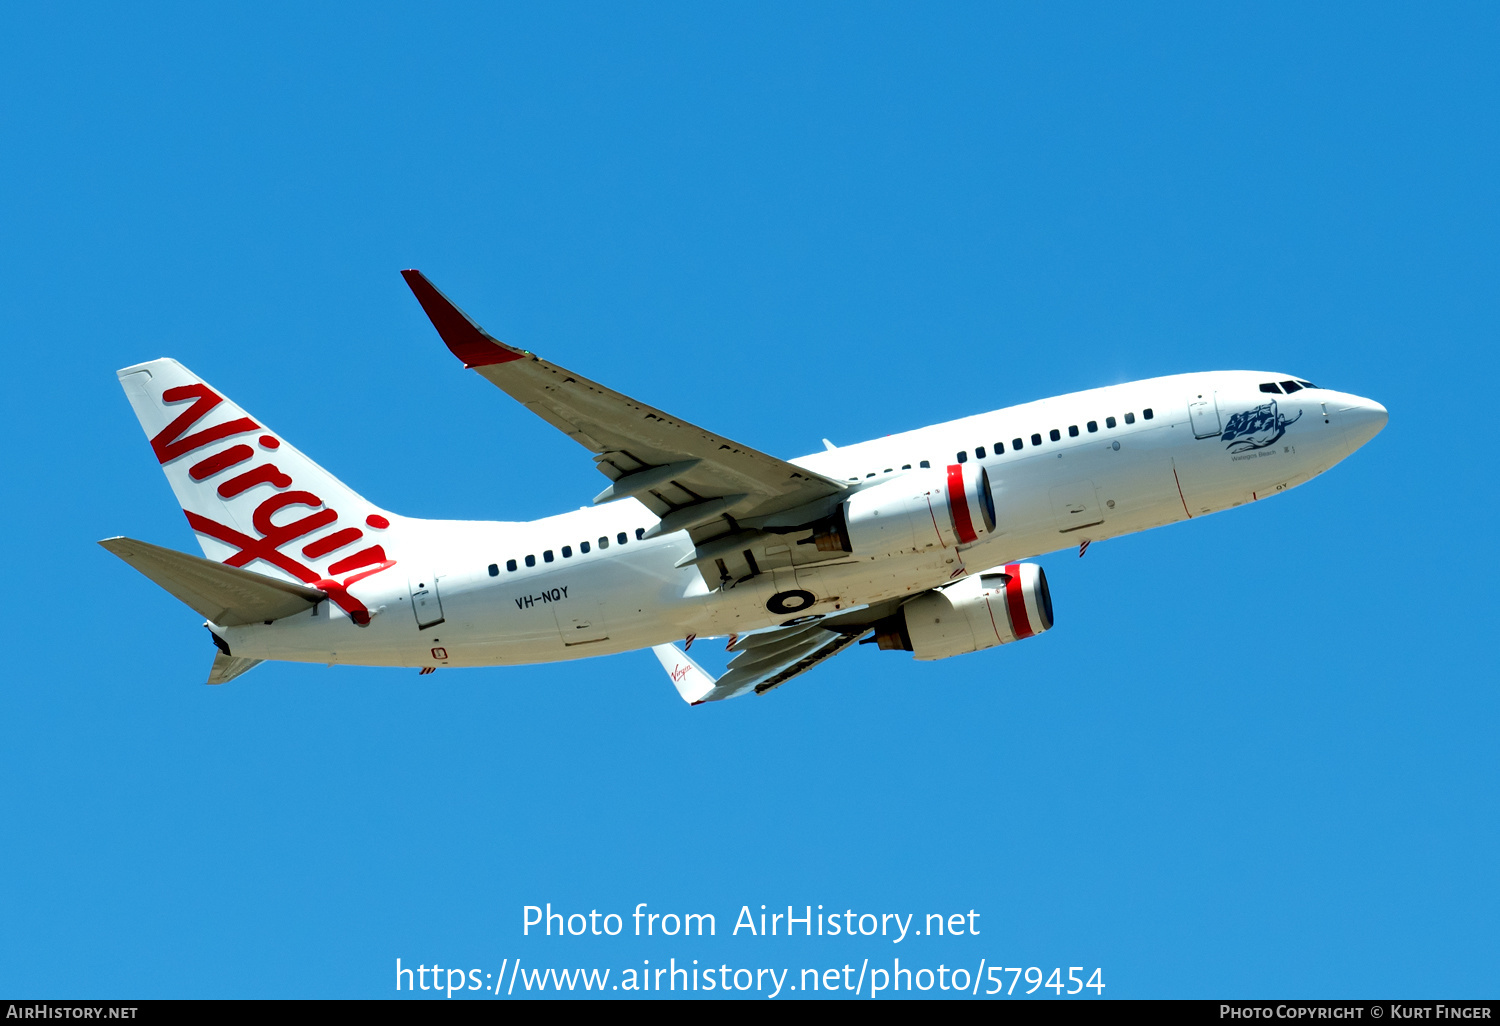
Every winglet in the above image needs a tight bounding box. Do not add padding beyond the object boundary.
[400,269,526,369]
[651,643,718,705]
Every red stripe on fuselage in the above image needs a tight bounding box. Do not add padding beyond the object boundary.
[1002,562,1035,640]
[302,527,364,560]
[945,464,978,545]
[328,545,388,575]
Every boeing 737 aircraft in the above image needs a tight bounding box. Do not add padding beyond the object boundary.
[102,271,1387,702]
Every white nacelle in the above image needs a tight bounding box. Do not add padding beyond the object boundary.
[842,464,996,558]
[882,562,1053,661]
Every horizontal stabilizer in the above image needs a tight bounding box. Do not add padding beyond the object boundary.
[651,644,717,704]
[208,652,264,685]
[651,622,869,704]
[100,536,325,626]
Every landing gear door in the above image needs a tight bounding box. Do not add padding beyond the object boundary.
[1188,393,1222,438]
[409,576,445,629]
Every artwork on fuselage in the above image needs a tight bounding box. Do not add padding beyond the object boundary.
[1221,400,1302,453]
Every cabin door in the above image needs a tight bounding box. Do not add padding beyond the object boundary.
[409,576,445,629]
[1188,392,1222,438]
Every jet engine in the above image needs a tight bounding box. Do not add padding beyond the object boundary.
[813,464,996,558]
[870,562,1053,660]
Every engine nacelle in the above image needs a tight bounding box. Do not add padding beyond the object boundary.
[874,562,1053,660]
[836,464,996,558]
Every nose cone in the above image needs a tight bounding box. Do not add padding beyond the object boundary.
[1340,396,1388,452]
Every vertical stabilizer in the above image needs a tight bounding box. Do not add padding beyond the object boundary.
[116,358,405,624]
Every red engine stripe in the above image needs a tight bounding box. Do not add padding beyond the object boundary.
[328,545,388,575]
[1003,562,1035,639]
[946,464,978,544]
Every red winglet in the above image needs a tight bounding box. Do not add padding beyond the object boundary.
[400,269,525,368]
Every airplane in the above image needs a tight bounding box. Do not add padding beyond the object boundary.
[101,270,1388,703]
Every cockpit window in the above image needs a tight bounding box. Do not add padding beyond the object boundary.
[1280,380,1302,393]
[1296,380,1318,389]
[1260,382,1283,394]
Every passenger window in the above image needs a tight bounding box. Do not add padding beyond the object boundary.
[975,447,985,459]
[901,463,911,470]
[617,532,628,545]
[1068,425,1079,437]
[1031,433,1042,446]
[1260,382,1282,394]
[598,536,609,549]
[993,442,1005,454]
[884,468,892,474]
[506,559,517,572]
[562,545,572,558]
[1087,421,1098,432]
[1106,416,1117,428]
[956,451,967,464]
[1143,408,1153,420]
[1049,429,1060,441]
[919,460,930,468]
[1296,380,1318,389]
[1280,380,1302,393]
[635,528,645,540]
[866,472,876,478]
[580,541,590,554]
[543,550,554,563]
[525,554,536,568]
[1124,412,1136,424]
[488,563,499,577]
[1012,438,1023,450]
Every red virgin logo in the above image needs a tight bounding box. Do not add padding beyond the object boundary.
[151,383,395,626]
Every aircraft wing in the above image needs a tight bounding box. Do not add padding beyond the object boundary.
[402,271,847,542]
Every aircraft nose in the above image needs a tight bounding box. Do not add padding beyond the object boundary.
[1339,396,1388,452]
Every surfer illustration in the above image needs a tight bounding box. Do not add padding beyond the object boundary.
[1221,400,1302,453]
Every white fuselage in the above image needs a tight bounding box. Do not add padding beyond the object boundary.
[219,371,1386,669]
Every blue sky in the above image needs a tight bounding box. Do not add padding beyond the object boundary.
[2,2,1496,999]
